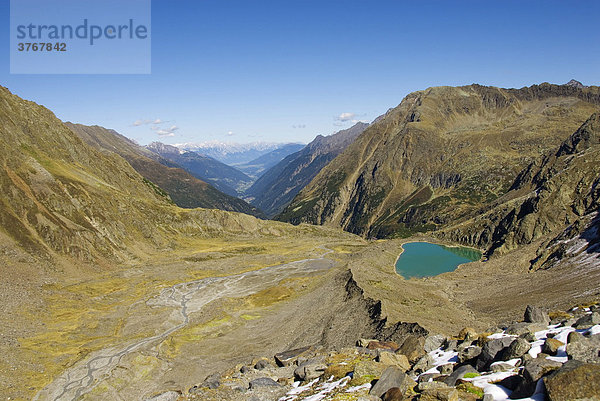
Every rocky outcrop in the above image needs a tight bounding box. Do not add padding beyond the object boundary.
[278,82,600,241]
[437,113,600,257]
[181,302,600,400]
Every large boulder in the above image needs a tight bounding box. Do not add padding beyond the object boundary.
[566,333,600,363]
[274,346,312,366]
[476,337,515,370]
[524,305,550,325]
[458,345,482,364]
[544,360,600,401]
[511,357,562,398]
[377,351,411,371]
[249,377,281,389]
[501,337,531,360]
[573,312,600,329]
[397,335,426,363]
[424,334,447,352]
[444,364,479,387]
[293,358,327,381]
[369,366,415,398]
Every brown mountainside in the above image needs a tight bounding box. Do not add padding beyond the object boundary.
[278,83,600,242]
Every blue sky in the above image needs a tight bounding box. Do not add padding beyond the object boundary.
[1,0,599,145]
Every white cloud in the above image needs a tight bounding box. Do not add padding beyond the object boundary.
[152,125,179,136]
[336,112,356,122]
[132,118,163,126]
[227,131,234,136]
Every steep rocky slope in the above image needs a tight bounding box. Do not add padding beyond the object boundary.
[147,142,254,196]
[66,124,263,216]
[248,122,368,217]
[438,113,600,257]
[278,83,600,240]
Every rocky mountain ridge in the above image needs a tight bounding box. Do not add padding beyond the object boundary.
[248,122,369,217]
[278,83,600,249]
[436,112,600,258]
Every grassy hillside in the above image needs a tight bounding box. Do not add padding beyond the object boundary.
[279,83,600,243]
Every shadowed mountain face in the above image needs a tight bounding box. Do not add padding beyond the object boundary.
[278,83,600,241]
[66,124,263,217]
[146,142,254,196]
[248,122,369,217]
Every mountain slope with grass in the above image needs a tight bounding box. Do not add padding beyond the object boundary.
[66,123,263,217]
[278,82,600,241]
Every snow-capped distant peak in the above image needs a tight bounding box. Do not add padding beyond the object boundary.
[174,141,302,165]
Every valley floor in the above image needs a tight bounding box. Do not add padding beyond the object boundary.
[1,232,599,400]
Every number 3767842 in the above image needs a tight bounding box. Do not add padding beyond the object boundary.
[17,42,67,51]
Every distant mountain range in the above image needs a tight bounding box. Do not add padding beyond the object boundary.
[176,141,304,165]
[233,143,305,179]
[146,142,254,196]
[247,122,369,217]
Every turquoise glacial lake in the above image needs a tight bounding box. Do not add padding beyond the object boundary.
[395,242,482,279]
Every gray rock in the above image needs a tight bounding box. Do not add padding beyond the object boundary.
[254,359,271,370]
[523,357,563,382]
[444,364,478,386]
[524,305,550,325]
[201,372,221,389]
[274,346,312,367]
[293,359,327,381]
[249,377,282,389]
[483,394,494,401]
[491,362,517,373]
[369,366,413,398]
[573,312,600,329]
[501,338,531,360]
[566,333,600,363]
[444,339,459,351]
[143,391,181,401]
[519,331,537,342]
[424,334,447,352]
[418,381,451,392]
[419,372,442,382]
[476,337,515,371]
[458,345,482,363]
[505,322,546,336]
[544,359,600,401]
[439,363,454,375]
[412,354,434,374]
